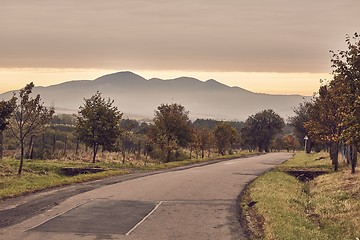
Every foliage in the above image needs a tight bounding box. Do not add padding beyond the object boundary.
[270,134,301,152]
[304,85,342,171]
[8,82,54,175]
[0,97,16,159]
[193,118,244,132]
[50,114,77,125]
[330,33,360,145]
[149,103,192,162]
[76,92,122,163]
[305,86,341,144]
[0,97,16,132]
[288,102,314,153]
[241,109,285,152]
[197,127,214,158]
[214,122,240,155]
[120,118,139,131]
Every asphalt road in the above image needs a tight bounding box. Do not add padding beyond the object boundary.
[0,153,293,240]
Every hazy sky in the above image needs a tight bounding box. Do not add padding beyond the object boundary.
[0,0,359,95]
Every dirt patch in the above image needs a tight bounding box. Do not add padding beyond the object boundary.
[286,170,328,182]
[60,167,105,176]
[238,188,265,240]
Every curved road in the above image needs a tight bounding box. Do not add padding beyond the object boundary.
[0,153,292,240]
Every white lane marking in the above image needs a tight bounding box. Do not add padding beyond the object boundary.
[224,162,237,165]
[125,201,163,236]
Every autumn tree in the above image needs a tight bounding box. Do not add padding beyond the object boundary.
[8,83,55,175]
[305,85,342,171]
[282,134,300,152]
[305,34,360,173]
[329,33,360,173]
[76,92,122,163]
[0,97,16,159]
[241,109,285,152]
[149,103,192,162]
[214,122,239,155]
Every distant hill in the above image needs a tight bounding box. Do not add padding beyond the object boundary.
[0,71,311,121]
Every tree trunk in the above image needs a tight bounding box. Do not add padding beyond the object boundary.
[346,145,351,165]
[329,142,339,172]
[64,135,67,156]
[41,133,45,159]
[29,141,34,160]
[122,149,126,164]
[350,144,357,174]
[18,141,24,175]
[27,135,34,159]
[201,148,204,159]
[305,140,313,154]
[52,134,56,155]
[166,150,171,163]
[75,140,79,155]
[138,141,141,157]
[0,131,3,160]
[92,143,98,163]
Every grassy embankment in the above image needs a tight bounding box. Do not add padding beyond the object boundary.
[0,151,258,199]
[241,152,360,240]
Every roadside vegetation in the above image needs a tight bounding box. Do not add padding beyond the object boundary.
[241,152,360,240]
[0,151,255,199]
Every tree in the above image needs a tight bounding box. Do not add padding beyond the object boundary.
[8,83,54,175]
[198,127,214,158]
[214,122,239,155]
[76,92,122,163]
[305,85,342,171]
[282,134,300,152]
[0,97,16,159]
[189,128,201,159]
[329,33,360,173]
[149,103,192,162]
[241,109,285,152]
[288,102,314,153]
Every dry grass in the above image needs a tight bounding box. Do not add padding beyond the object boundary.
[310,169,360,239]
[242,152,360,240]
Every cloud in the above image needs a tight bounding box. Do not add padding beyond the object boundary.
[0,0,359,72]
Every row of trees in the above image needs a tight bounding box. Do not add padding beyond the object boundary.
[290,33,359,173]
[0,83,297,176]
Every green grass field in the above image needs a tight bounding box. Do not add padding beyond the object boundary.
[242,152,360,240]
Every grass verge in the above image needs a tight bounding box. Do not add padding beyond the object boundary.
[241,152,360,240]
[0,151,258,199]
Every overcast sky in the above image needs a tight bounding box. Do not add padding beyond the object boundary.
[0,0,359,94]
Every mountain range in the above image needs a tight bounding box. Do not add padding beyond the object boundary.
[0,71,311,121]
